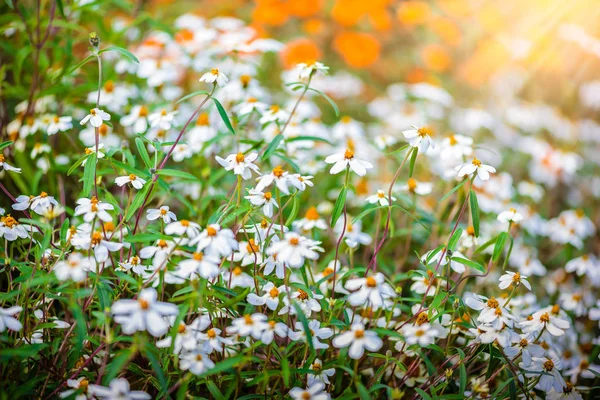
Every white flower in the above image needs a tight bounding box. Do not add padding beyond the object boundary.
[0,215,32,241]
[215,152,261,180]
[13,192,58,215]
[398,178,433,196]
[179,350,215,375]
[401,323,439,347]
[89,378,150,400]
[0,154,21,173]
[0,306,23,332]
[259,105,289,124]
[47,115,72,135]
[289,382,330,400]
[292,206,327,232]
[255,165,291,194]
[520,306,571,336]
[188,224,238,257]
[279,288,323,317]
[503,333,544,366]
[81,144,105,165]
[245,189,278,217]
[499,271,531,290]
[222,267,255,288]
[402,125,435,154]
[455,158,496,181]
[288,320,333,350]
[147,206,177,223]
[247,282,287,310]
[232,239,263,266]
[465,294,514,330]
[497,207,523,224]
[335,220,372,249]
[345,273,396,310]
[54,252,93,282]
[522,356,565,392]
[260,320,289,344]
[148,109,178,130]
[111,288,179,337]
[227,313,269,340]
[332,323,383,359]
[324,148,373,177]
[59,377,92,400]
[117,255,146,275]
[164,219,202,237]
[365,190,396,206]
[175,251,221,280]
[307,358,335,386]
[199,68,228,87]
[267,232,322,268]
[74,196,114,222]
[295,61,329,79]
[120,105,149,134]
[115,174,147,190]
[79,108,110,128]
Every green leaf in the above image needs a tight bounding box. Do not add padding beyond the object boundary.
[212,97,235,135]
[175,90,209,104]
[285,196,300,226]
[493,232,510,262]
[356,382,371,400]
[82,152,97,195]
[469,190,480,237]
[206,381,224,400]
[156,169,197,180]
[0,141,13,151]
[64,54,95,77]
[448,228,463,251]
[99,46,139,63]
[414,388,432,400]
[135,137,153,169]
[409,147,418,177]
[451,257,486,273]
[286,135,332,145]
[68,153,91,176]
[262,134,284,161]
[307,87,340,117]
[385,143,409,156]
[105,348,136,384]
[125,182,152,221]
[439,180,466,203]
[331,187,347,228]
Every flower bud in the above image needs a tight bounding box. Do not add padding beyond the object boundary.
[89,32,99,48]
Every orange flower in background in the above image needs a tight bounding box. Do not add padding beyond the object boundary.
[302,18,325,35]
[368,8,393,31]
[457,38,509,86]
[331,0,366,27]
[428,16,462,47]
[437,0,472,18]
[334,31,381,68]
[286,0,323,18]
[252,0,290,26]
[280,38,321,68]
[396,1,431,27]
[421,44,451,72]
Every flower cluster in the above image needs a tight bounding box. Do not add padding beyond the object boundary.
[1,5,599,400]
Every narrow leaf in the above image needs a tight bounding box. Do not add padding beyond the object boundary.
[212,98,235,135]
[262,134,284,161]
[469,189,480,237]
[99,46,139,63]
[175,90,209,104]
[331,187,347,228]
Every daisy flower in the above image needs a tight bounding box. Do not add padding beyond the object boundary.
[324,148,373,177]
[54,252,93,282]
[499,271,531,290]
[189,224,238,257]
[115,174,147,189]
[146,206,177,223]
[0,306,23,332]
[402,125,435,154]
[455,158,496,181]
[289,382,330,400]
[365,190,396,206]
[111,288,179,337]
[0,154,21,173]
[332,323,383,359]
[47,115,72,135]
[295,61,329,79]
[179,350,215,375]
[215,152,261,180]
[245,189,278,217]
[89,378,150,400]
[79,108,110,128]
[266,232,322,268]
[199,68,228,87]
[497,207,524,224]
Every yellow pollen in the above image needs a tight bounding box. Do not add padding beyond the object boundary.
[467,226,476,235]
[512,272,521,283]
[407,178,417,192]
[240,75,251,86]
[416,312,429,325]
[138,106,149,117]
[269,287,280,298]
[1,215,18,228]
[272,165,284,177]
[160,109,167,116]
[244,314,253,325]
[85,148,93,155]
[98,124,108,136]
[104,80,114,93]
[305,206,319,220]
[103,221,115,232]
[297,289,309,300]
[246,239,259,253]
[207,328,217,338]
[40,191,48,198]
[196,354,203,361]
[260,219,269,229]
[366,276,377,287]
[129,174,137,181]
[377,191,386,198]
[543,360,554,371]
[418,126,432,137]
[180,220,190,227]
[90,109,96,115]
[347,223,354,232]
[53,116,60,123]
[196,112,210,126]
[472,158,482,167]
[158,239,168,248]
[131,256,140,265]
[91,231,103,245]
[178,324,187,333]
[160,208,167,215]
[233,267,242,276]
[486,297,499,308]
[138,298,149,310]
[235,152,245,163]
[551,304,560,314]
[341,116,352,123]
[247,97,257,103]
[193,252,204,261]
[448,134,457,145]
[206,226,217,236]
[354,329,365,338]
[519,339,529,347]
[211,68,219,75]
[289,237,300,245]
[540,312,550,323]
[264,192,273,200]
[270,105,280,113]
[415,329,425,337]
[344,149,354,160]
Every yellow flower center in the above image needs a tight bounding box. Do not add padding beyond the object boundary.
[305,206,319,220]
[418,126,432,137]
[344,149,354,160]
[235,152,245,163]
[206,226,217,236]
[472,158,482,167]
[354,329,365,338]
[139,298,149,310]
[366,276,377,287]
[193,252,204,261]
[297,289,309,300]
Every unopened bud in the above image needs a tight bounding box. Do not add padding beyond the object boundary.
[89,32,99,48]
